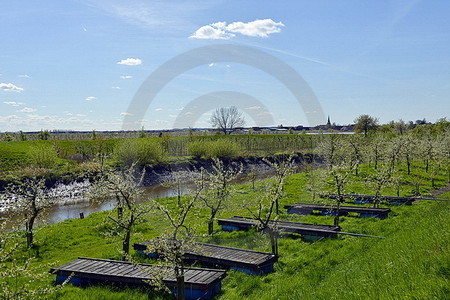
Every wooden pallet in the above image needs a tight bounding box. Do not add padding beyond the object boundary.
[320,193,415,205]
[50,257,226,300]
[285,203,391,219]
[217,216,341,239]
[134,240,278,275]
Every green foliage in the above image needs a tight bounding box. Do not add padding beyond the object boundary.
[38,130,50,140]
[209,139,241,159]
[114,139,167,167]
[354,114,379,136]
[19,131,27,141]
[187,140,208,158]
[3,133,14,142]
[29,144,59,168]
[187,139,241,159]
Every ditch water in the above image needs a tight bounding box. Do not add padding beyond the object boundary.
[0,163,277,230]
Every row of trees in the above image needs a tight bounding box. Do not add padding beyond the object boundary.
[83,156,291,299]
[312,129,450,226]
[354,114,450,135]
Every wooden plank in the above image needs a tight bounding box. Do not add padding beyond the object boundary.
[217,216,341,238]
[134,240,278,274]
[319,193,416,204]
[285,203,391,214]
[59,258,97,273]
[51,257,226,287]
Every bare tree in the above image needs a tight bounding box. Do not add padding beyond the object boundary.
[264,155,296,215]
[321,161,357,226]
[209,106,245,135]
[348,134,364,176]
[0,220,69,298]
[366,165,395,208]
[316,134,348,169]
[393,119,408,134]
[150,181,204,300]
[368,135,387,170]
[89,165,151,260]
[317,138,356,226]
[243,155,295,255]
[201,158,242,235]
[3,178,54,248]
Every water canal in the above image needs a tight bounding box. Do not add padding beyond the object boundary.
[0,163,279,229]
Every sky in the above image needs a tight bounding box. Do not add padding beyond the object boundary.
[1,0,449,132]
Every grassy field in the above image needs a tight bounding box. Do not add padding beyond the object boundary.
[2,162,449,299]
[0,134,317,180]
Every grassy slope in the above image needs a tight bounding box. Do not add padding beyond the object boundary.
[3,165,450,299]
[220,199,449,300]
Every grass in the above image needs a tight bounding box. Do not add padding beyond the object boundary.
[0,134,318,180]
[1,160,449,299]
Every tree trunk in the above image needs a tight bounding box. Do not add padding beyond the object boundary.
[208,210,218,235]
[175,266,185,300]
[26,214,36,248]
[275,199,279,215]
[117,206,123,220]
[269,231,278,256]
[334,198,342,226]
[406,155,411,175]
[26,230,33,248]
[208,219,214,235]
[122,228,131,260]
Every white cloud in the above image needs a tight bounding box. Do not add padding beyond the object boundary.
[190,19,284,40]
[3,101,25,106]
[120,75,133,79]
[120,112,133,116]
[190,22,234,40]
[0,114,95,131]
[18,74,31,78]
[154,108,163,111]
[112,86,121,89]
[0,82,24,92]
[117,58,142,66]
[85,96,97,101]
[246,106,264,110]
[227,19,284,37]
[18,107,36,113]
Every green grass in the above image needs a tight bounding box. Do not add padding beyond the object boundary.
[2,160,449,299]
[0,134,318,180]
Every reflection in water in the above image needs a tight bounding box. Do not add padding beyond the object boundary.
[45,184,192,225]
[1,163,277,229]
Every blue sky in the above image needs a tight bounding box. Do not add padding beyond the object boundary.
[1,0,449,131]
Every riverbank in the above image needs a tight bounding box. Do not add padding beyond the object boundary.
[0,152,312,190]
[0,154,309,227]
